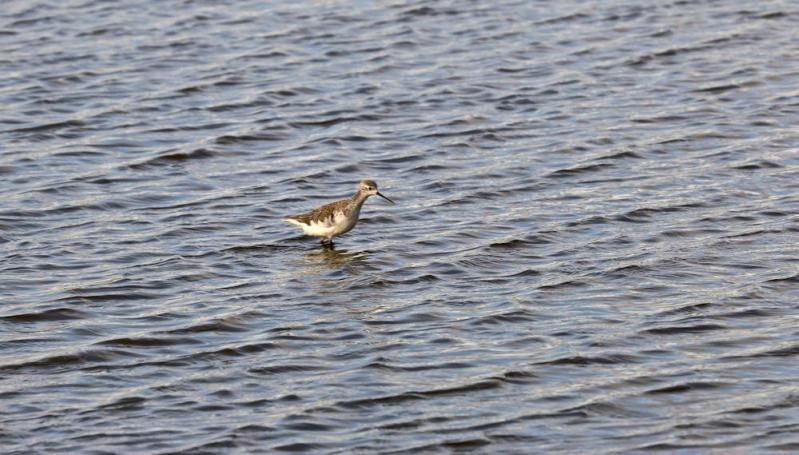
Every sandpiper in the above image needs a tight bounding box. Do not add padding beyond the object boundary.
[284,179,394,246]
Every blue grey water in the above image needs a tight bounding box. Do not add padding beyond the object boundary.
[2,0,798,453]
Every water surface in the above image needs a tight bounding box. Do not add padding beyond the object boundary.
[2,0,799,453]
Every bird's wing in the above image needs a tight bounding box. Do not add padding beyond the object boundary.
[288,199,347,225]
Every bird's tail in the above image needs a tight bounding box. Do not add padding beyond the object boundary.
[283,217,305,227]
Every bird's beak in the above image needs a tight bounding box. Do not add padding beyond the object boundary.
[377,192,395,204]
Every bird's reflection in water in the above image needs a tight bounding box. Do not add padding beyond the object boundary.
[302,245,370,275]
[287,245,375,299]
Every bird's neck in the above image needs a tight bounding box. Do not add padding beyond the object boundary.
[350,190,370,208]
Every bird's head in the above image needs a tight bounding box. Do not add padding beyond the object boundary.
[359,179,394,204]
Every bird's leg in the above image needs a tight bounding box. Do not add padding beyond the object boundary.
[321,237,334,248]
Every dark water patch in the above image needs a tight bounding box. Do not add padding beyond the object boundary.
[724,344,799,361]
[370,274,442,288]
[361,311,442,326]
[148,122,231,133]
[653,302,713,317]
[720,228,772,239]
[469,309,539,326]
[367,361,473,372]
[377,415,454,431]
[758,210,792,218]
[61,291,167,303]
[546,163,614,178]
[249,365,329,376]
[731,395,799,415]
[334,379,503,410]
[626,42,719,66]
[164,319,253,335]
[716,308,774,319]
[694,84,742,94]
[52,149,106,159]
[509,269,541,278]
[647,229,725,242]
[418,127,511,140]
[403,164,450,174]
[289,114,381,128]
[615,201,708,222]
[536,12,591,25]
[645,381,731,395]
[488,234,556,249]
[657,131,742,145]
[272,442,327,452]
[0,349,140,373]
[762,273,799,290]
[597,150,644,160]
[222,243,308,254]
[126,148,218,169]
[210,342,279,357]
[535,354,639,367]
[537,279,589,291]
[215,132,289,144]
[5,119,85,134]
[95,396,148,411]
[439,438,492,450]
[96,337,201,348]
[604,263,655,279]
[494,370,539,384]
[564,215,610,227]
[564,401,652,418]
[1,307,86,322]
[631,114,688,124]
[642,324,727,335]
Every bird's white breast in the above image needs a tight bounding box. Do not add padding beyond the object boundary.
[302,209,359,237]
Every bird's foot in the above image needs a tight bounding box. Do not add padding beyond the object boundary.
[320,238,335,249]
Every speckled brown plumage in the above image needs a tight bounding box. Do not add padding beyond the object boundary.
[285,198,353,226]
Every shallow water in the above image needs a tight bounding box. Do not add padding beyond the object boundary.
[2,0,799,453]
